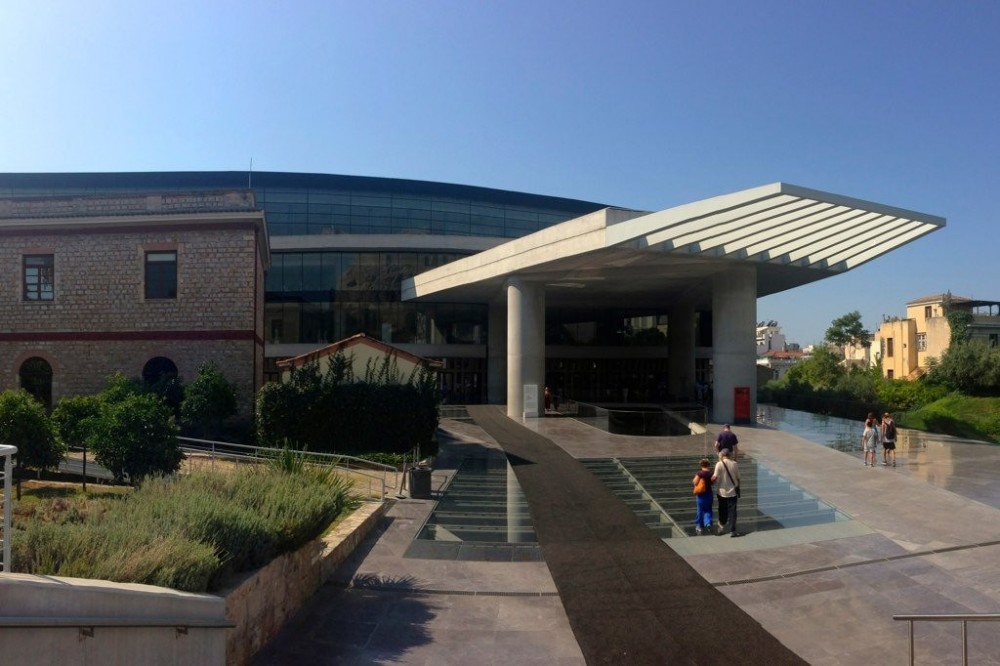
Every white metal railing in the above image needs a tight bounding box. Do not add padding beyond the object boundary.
[176,437,401,499]
[1,444,15,573]
[894,613,1000,665]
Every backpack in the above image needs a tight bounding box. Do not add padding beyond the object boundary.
[884,420,897,440]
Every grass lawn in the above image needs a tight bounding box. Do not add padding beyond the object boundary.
[900,394,1000,443]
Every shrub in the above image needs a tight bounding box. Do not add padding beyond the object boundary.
[926,341,1000,396]
[180,362,238,438]
[0,390,65,488]
[11,465,357,592]
[256,351,439,456]
[87,392,182,484]
[51,394,103,448]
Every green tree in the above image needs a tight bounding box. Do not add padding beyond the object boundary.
[256,352,439,456]
[180,362,238,439]
[786,346,845,389]
[51,395,103,446]
[927,341,1000,396]
[825,311,871,350]
[102,371,184,418]
[0,389,65,498]
[51,394,104,491]
[88,392,182,484]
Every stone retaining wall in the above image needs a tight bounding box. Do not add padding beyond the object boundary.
[222,500,388,665]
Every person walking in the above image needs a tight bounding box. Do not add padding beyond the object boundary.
[692,458,714,535]
[861,416,879,467]
[712,449,741,536]
[714,424,739,460]
[881,412,898,466]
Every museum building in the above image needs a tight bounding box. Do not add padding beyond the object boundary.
[0,172,945,422]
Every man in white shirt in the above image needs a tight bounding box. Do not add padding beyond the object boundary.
[711,448,742,537]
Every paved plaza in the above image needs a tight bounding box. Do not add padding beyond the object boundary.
[254,410,1000,665]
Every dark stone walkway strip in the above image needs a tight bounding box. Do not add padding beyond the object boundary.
[467,405,806,666]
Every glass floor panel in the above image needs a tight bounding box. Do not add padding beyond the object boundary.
[581,455,848,539]
[405,451,542,561]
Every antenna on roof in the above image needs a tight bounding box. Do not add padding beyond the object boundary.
[248,157,253,189]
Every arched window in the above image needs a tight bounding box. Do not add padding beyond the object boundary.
[142,357,178,384]
[19,357,53,409]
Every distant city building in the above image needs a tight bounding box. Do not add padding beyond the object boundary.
[757,350,809,381]
[756,321,786,355]
[841,340,872,370]
[874,293,1000,379]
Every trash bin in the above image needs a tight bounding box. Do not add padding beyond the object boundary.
[409,467,432,499]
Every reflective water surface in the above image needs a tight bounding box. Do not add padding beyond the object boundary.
[757,404,1000,509]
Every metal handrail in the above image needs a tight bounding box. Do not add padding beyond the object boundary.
[177,437,397,473]
[176,436,399,499]
[893,613,1000,666]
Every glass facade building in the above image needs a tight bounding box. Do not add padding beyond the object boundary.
[0,172,602,238]
[0,172,612,402]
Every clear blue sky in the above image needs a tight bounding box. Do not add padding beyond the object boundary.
[2,1,997,345]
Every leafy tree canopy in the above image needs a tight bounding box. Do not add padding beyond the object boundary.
[51,394,104,446]
[0,389,65,473]
[88,391,181,484]
[180,362,238,438]
[785,345,845,389]
[825,311,871,349]
[926,340,1000,396]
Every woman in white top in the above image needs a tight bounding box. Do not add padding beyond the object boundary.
[861,417,879,467]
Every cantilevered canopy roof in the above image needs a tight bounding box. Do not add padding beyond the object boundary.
[401,183,945,315]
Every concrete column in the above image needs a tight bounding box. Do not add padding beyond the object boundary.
[487,299,507,404]
[668,302,696,402]
[506,278,545,419]
[711,266,757,424]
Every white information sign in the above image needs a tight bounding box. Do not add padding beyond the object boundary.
[523,384,539,419]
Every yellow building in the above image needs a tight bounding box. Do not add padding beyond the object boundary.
[875,294,1000,379]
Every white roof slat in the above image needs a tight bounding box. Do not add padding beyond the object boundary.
[764,209,882,264]
[799,216,907,268]
[639,194,803,250]
[742,205,869,259]
[661,198,831,255]
[714,206,876,259]
[819,220,935,269]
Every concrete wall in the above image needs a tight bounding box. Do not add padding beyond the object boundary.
[0,574,228,665]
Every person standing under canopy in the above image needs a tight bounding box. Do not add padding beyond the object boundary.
[715,423,739,460]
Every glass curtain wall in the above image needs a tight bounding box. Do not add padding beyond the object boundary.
[265,250,488,347]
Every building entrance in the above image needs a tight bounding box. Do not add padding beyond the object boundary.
[546,357,673,405]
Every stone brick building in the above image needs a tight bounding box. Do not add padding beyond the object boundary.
[0,190,269,415]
